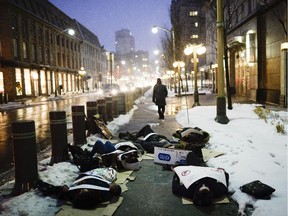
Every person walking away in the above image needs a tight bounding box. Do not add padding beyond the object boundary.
[152,78,168,119]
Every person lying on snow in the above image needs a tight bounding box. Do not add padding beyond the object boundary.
[37,167,121,209]
[68,140,141,172]
[90,140,141,171]
[172,151,229,206]
[118,125,176,153]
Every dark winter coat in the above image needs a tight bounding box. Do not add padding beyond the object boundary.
[172,172,229,200]
[152,83,168,106]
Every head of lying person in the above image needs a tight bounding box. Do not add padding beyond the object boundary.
[72,189,100,209]
[192,184,213,206]
[72,183,121,209]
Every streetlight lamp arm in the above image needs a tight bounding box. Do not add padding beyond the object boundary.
[152,25,171,33]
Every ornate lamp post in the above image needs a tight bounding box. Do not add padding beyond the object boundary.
[78,67,86,93]
[152,26,177,92]
[215,0,229,124]
[184,44,206,107]
[172,61,185,96]
[53,28,75,97]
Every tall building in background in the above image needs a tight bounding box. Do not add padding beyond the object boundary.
[115,29,135,54]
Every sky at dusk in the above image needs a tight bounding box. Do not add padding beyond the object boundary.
[49,0,172,56]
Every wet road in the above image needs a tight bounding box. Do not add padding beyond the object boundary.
[0,93,100,174]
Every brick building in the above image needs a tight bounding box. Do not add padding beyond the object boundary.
[0,0,107,101]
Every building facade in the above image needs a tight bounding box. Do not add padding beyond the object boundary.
[115,29,135,55]
[204,0,287,106]
[170,0,287,106]
[226,0,287,106]
[0,0,107,101]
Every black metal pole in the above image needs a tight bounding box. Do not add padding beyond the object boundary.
[49,111,69,165]
[11,120,38,195]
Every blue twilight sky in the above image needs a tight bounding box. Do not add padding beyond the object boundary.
[49,0,172,56]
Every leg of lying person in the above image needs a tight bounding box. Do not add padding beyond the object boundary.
[90,140,108,156]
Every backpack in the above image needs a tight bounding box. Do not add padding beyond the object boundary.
[67,144,100,172]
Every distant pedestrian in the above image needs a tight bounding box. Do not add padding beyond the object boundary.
[152,78,168,119]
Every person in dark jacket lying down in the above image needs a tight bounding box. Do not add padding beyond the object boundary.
[172,152,229,206]
[37,168,121,209]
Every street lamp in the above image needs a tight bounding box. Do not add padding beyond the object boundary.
[215,0,229,124]
[53,28,75,97]
[152,25,176,92]
[173,61,185,96]
[184,44,206,107]
[78,67,86,92]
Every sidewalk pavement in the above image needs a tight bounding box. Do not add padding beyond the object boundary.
[112,93,241,216]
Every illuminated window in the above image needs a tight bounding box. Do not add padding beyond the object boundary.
[246,30,256,63]
[0,71,4,93]
[24,69,32,95]
[15,68,22,95]
[191,35,199,39]
[190,11,198,16]
[40,70,46,94]
[195,22,198,27]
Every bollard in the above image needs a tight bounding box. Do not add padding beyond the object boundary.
[97,98,107,124]
[3,93,8,103]
[117,92,126,114]
[11,120,38,196]
[0,92,3,104]
[112,96,119,118]
[49,111,69,165]
[105,96,113,122]
[86,101,98,118]
[71,105,87,145]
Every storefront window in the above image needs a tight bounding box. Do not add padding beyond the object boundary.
[72,74,75,92]
[0,71,4,93]
[40,70,46,94]
[47,71,51,95]
[24,69,32,95]
[246,30,256,63]
[68,74,71,92]
[63,73,67,92]
[15,68,22,95]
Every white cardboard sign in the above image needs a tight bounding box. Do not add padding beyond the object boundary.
[174,165,227,189]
